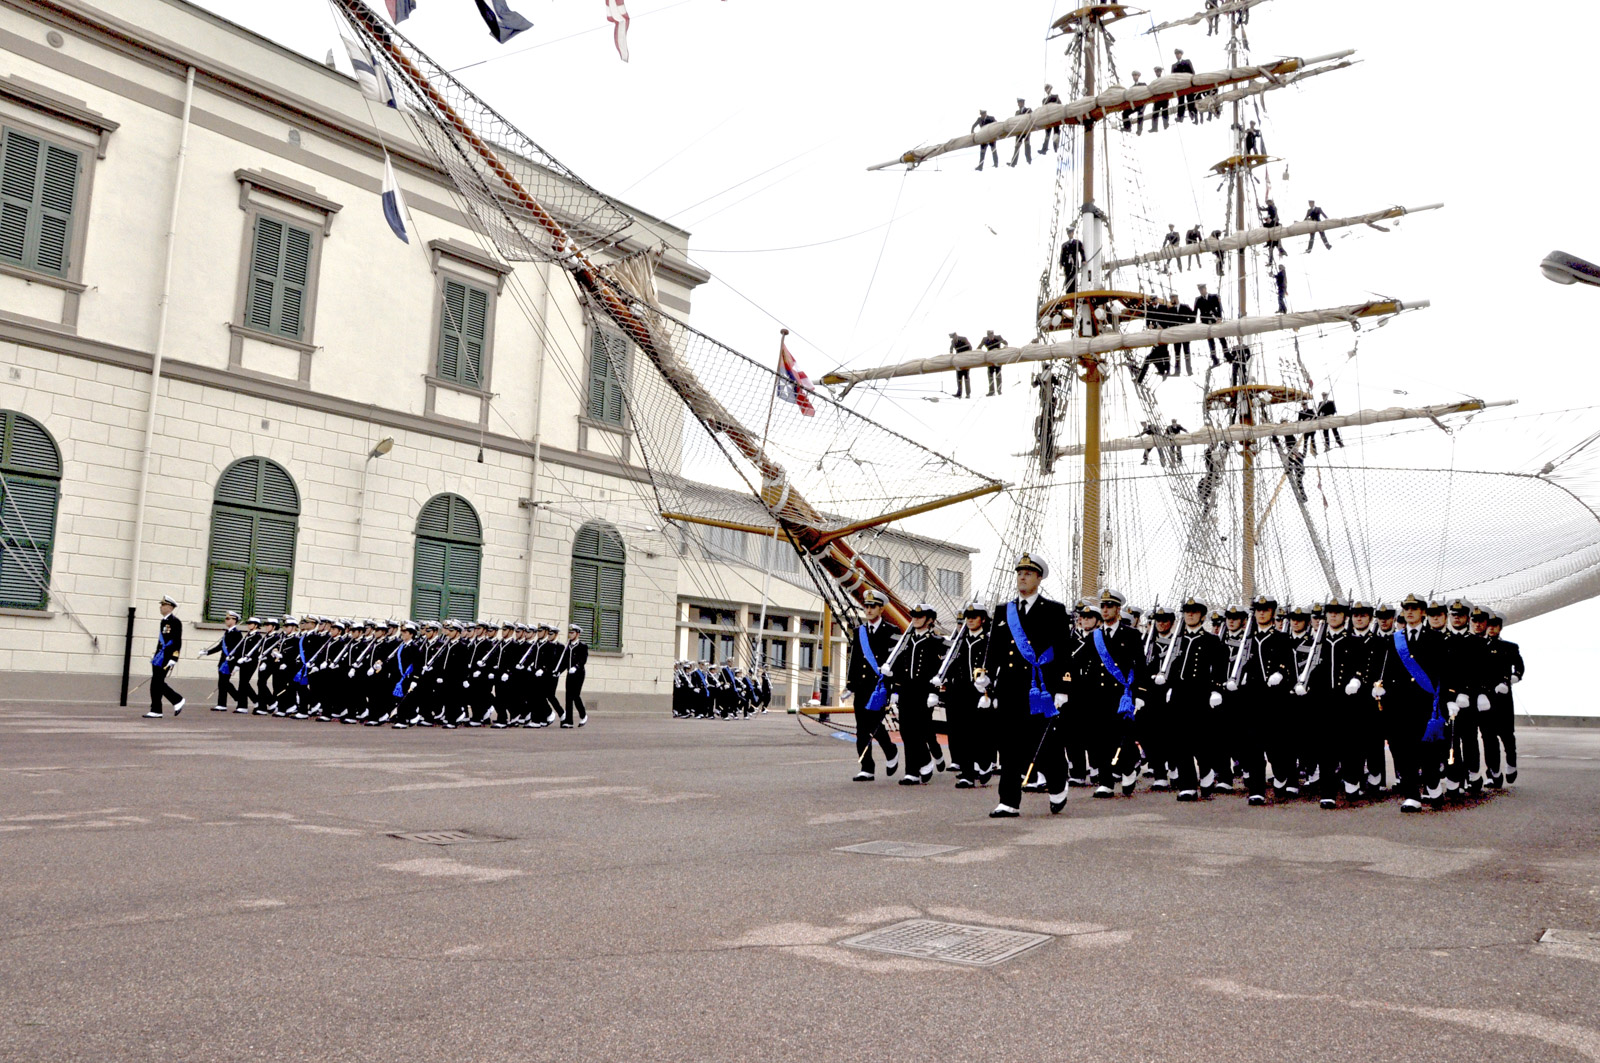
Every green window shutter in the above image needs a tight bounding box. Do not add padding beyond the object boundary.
[205,458,299,620]
[0,412,63,611]
[245,215,314,339]
[438,280,490,388]
[571,522,625,652]
[0,130,80,276]
[412,494,482,622]
[587,328,628,426]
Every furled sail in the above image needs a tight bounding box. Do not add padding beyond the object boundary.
[822,300,1426,386]
[1056,400,1516,457]
[867,51,1354,171]
[1103,204,1443,272]
[1145,0,1273,33]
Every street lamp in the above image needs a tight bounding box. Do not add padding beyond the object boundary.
[355,437,396,547]
[1541,250,1600,287]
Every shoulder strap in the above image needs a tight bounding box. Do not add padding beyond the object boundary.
[856,624,883,677]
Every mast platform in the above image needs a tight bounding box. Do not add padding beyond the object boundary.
[1210,153,1275,174]
[1050,5,1143,34]
[1038,289,1151,332]
[1204,383,1310,411]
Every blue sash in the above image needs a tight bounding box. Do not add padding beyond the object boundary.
[293,636,310,687]
[1393,629,1446,742]
[151,632,169,667]
[1093,627,1137,720]
[1006,601,1057,717]
[856,624,891,715]
[391,645,412,698]
[218,630,235,676]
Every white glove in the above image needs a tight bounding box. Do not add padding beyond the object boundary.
[1293,682,1307,696]
[1209,691,1223,708]
[977,695,991,709]
[927,694,940,709]
[347,669,356,678]
[1135,698,1145,710]
[1345,677,1361,695]
[501,673,509,683]
[1267,672,1283,687]
[890,693,899,706]
[435,677,443,685]
[1477,694,1491,712]
[1510,674,1521,685]
[1225,679,1238,692]
[570,667,577,674]
[473,670,481,678]
[1053,693,1068,709]
[880,666,893,679]
[1494,683,1509,694]
[1453,693,1469,710]
[535,670,544,677]
[463,680,470,689]
[1154,672,1168,686]
[1371,682,1385,699]
[1447,702,1459,721]
[973,674,990,693]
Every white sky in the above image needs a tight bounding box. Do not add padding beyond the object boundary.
[188,0,1600,714]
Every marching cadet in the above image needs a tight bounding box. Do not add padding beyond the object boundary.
[759,670,773,713]
[144,595,186,719]
[672,661,691,718]
[891,603,948,784]
[384,621,423,726]
[939,601,994,787]
[847,589,902,782]
[1367,593,1447,811]
[345,621,378,723]
[1064,601,1100,786]
[1211,604,1250,792]
[510,625,543,726]
[231,616,263,714]
[1228,594,1295,805]
[315,619,352,720]
[1348,602,1386,794]
[982,553,1072,817]
[1375,603,1397,636]
[255,617,283,714]
[1138,605,1178,791]
[1297,598,1364,808]
[202,610,245,712]
[401,620,443,727]
[564,623,589,727]
[1154,598,1227,801]
[1481,613,1523,787]
[1441,599,1485,793]
[467,623,500,726]
[1084,588,1143,798]
[1280,604,1314,794]
[538,624,570,725]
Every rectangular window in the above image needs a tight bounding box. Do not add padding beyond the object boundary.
[719,634,736,662]
[244,214,314,339]
[860,553,890,580]
[697,631,716,663]
[764,614,789,632]
[437,277,490,388]
[587,325,629,426]
[938,568,964,599]
[799,641,816,671]
[0,127,81,277]
[800,618,819,636]
[900,561,928,595]
[760,638,787,670]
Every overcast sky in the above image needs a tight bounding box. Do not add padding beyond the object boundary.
[187,0,1600,714]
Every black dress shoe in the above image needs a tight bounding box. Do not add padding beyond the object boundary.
[988,805,1020,818]
[1049,795,1067,815]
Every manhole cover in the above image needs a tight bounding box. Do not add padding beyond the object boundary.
[388,830,508,846]
[835,841,963,859]
[840,919,1051,966]
[1540,928,1600,949]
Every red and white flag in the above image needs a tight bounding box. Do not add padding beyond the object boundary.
[777,335,816,417]
[606,0,631,62]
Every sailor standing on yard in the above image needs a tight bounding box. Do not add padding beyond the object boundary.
[144,595,186,719]
[971,109,999,170]
[1008,98,1034,167]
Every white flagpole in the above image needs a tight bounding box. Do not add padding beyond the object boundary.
[752,330,788,673]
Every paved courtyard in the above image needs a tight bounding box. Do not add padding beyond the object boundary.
[3,703,1599,1062]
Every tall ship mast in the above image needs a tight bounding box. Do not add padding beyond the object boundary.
[827,1,1545,612]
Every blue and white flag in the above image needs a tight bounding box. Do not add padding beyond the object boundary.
[339,21,397,108]
[471,0,533,43]
[382,154,409,244]
[385,0,417,21]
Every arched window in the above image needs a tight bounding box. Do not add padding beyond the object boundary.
[204,456,299,621]
[0,410,62,610]
[571,521,624,652]
[412,493,482,622]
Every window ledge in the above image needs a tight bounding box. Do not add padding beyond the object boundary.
[588,649,625,658]
[0,605,54,619]
[229,323,316,354]
[425,373,489,397]
[0,260,87,293]
[578,415,630,436]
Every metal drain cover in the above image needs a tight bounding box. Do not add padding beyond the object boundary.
[840,919,1051,966]
[388,830,507,846]
[835,840,963,859]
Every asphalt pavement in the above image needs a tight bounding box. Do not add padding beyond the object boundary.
[3,702,1599,1062]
